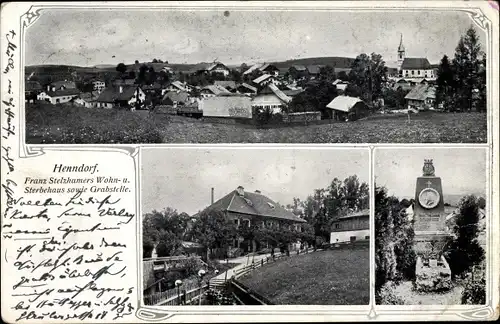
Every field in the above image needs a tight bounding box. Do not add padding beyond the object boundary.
[25,103,487,144]
[238,248,370,305]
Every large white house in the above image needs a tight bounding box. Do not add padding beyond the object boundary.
[37,88,81,104]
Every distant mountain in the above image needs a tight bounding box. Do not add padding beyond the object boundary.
[93,64,116,69]
[270,56,355,69]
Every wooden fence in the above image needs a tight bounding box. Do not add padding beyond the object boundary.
[143,280,209,306]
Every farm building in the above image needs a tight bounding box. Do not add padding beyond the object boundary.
[243,63,280,77]
[74,91,100,108]
[251,84,292,114]
[162,91,190,106]
[214,80,237,92]
[405,84,436,110]
[25,80,43,103]
[200,95,253,120]
[200,84,231,97]
[164,81,190,93]
[191,62,230,76]
[236,83,257,94]
[330,209,370,244]
[96,85,146,109]
[92,80,106,93]
[332,79,349,91]
[37,88,81,105]
[200,186,306,253]
[326,95,370,121]
[252,74,278,88]
[306,65,324,77]
[49,80,76,90]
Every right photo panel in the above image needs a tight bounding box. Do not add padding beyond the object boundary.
[374,147,487,306]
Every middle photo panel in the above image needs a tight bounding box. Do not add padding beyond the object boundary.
[141,147,370,306]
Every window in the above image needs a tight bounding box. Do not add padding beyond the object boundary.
[365,236,370,240]
[335,224,340,229]
[411,70,415,75]
[350,236,357,242]
[418,70,420,75]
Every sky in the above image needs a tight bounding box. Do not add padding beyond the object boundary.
[25,9,485,67]
[375,148,487,200]
[141,148,369,215]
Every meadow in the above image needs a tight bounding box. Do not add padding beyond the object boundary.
[25,102,487,144]
[238,247,370,305]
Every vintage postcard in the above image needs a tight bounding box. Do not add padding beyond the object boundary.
[1,1,499,323]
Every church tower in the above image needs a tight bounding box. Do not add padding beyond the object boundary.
[397,34,405,72]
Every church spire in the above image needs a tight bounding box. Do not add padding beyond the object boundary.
[398,33,405,52]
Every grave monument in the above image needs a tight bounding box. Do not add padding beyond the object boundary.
[413,159,452,291]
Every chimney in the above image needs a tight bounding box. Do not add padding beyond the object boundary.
[211,187,214,204]
[119,86,123,94]
[236,186,244,196]
[255,190,261,194]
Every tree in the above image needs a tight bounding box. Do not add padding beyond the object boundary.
[152,58,158,63]
[116,63,127,75]
[444,195,485,277]
[382,87,409,110]
[349,53,387,103]
[190,209,237,261]
[318,65,336,83]
[288,80,338,118]
[135,60,139,65]
[452,26,483,111]
[435,55,455,111]
[240,63,248,73]
[137,65,148,84]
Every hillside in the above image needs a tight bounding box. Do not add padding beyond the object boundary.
[25,56,355,76]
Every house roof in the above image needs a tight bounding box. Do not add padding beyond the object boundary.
[202,84,231,95]
[291,65,307,71]
[404,84,436,101]
[214,80,237,89]
[337,209,370,220]
[326,95,364,112]
[306,65,324,74]
[401,58,432,70]
[237,83,257,93]
[25,81,42,91]
[253,74,273,84]
[113,78,136,85]
[282,89,304,97]
[163,91,190,103]
[50,80,76,89]
[204,188,306,223]
[169,81,188,92]
[78,91,100,102]
[334,67,352,74]
[96,86,141,103]
[45,88,81,97]
[258,84,292,103]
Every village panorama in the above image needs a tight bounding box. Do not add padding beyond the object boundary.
[24,10,487,144]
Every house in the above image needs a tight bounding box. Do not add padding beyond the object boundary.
[252,74,278,88]
[199,95,253,120]
[405,84,436,110]
[330,209,370,244]
[392,79,414,91]
[142,83,163,95]
[200,84,231,98]
[92,80,106,93]
[236,83,257,94]
[162,91,190,106]
[306,65,324,77]
[214,80,237,92]
[25,80,42,103]
[113,78,136,87]
[49,80,76,90]
[74,91,100,108]
[326,95,370,121]
[243,63,280,77]
[95,85,146,109]
[193,62,230,76]
[288,65,309,79]
[37,88,81,104]
[163,81,189,93]
[332,79,349,91]
[251,84,292,114]
[200,186,306,252]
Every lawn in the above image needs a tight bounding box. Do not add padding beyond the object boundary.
[238,248,369,305]
[25,102,487,144]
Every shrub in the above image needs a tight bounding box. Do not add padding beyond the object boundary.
[461,265,486,305]
[183,257,202,277]
[228,247,243,258]
[376,282,405,305]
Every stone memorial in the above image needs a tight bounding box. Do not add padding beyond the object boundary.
[413,159,452,292]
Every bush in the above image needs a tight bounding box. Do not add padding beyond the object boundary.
[228,247,243,258]
[461,265,486,305]
[376,282,405,305]
[183,257,202,277]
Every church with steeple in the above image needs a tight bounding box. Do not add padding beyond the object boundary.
[395,34,436,81]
